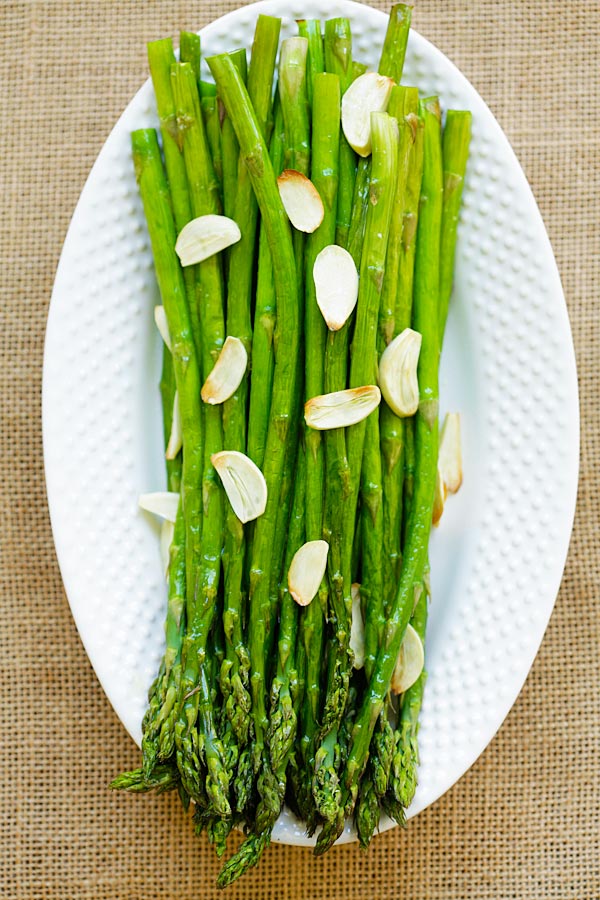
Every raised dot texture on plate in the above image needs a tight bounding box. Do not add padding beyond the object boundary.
[42,0,579,850]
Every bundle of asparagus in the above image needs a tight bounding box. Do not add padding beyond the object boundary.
[111,4,471,886]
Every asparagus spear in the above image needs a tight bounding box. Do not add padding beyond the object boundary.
[388,106,471,815]
[246,102,285,470]
[297,71,341,824]
[297,19,324,106]
[378,2,413,80]
[352,93,416,850]
[324,18,357,248]
[179,31,200,84]
[314,113,400,842]
[220,13,280,756]
[365,89,416,676]
[221,50,247,219]
[218,447,306,887]
[129,127,204,791]
[147,40,200,354]
[201,94,223,199]
[170,62,230,817]
[207,47,299,823]
[322,99,443,852]
[439,110,472,340]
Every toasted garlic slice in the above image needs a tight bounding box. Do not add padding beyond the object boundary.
[211,450,267,524]
[277,170,325,233]
[288,540,329,607]
[313,245,359,331]
[350,583,365,669]
[175,214,241,266]
[201,336,248,406]
[391,624,424,695]
[432,464,447,526]
[305,385,381,430]
[160,519,175,579]
[165,390,182,460]
[378,328,422,417]
[341,72,394,156]
[154,306,172,351]
[138,491,180,523]
[439,412,462,493]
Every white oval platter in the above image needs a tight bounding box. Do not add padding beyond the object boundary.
[42,0,579,846]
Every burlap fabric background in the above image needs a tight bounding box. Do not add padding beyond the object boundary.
[1,1,598,897]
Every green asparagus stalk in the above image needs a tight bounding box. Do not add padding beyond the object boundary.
[147,39,200,352]
[170,62,230,817]
[388,106,471,817]
[381,88,423,613]
[110,762,181,795]
[220,50,247,219]
[314,113,400,843]
[200,79,217,98]
[246,102,285,470]
[332,97,443,843]
[129,127,204,792]
[297,19,324,106]
[378,3,413,80]
[324,18,356,248]
[201,94,223,198]
[219,447,306,887]
[351,95,416,850]
[297,72,341,824]
[439,110,472,339]
[206,48,299,823]
[179,31,200,84]
[365,90,415,677]
[220,13,281,756]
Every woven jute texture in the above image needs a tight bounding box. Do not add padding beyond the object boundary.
[1,1,598,897]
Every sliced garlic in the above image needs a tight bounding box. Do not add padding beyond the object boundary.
[201,336,248,406]
[439,412,462,493]
[313,245,359,331]
[288,540,329,607]
[391,624,424,695]
[160,519,175,579]
[432,463,447,527]
[277,170,324,234]
[211,450,267,524]
[378,328,422,417]
[350,583,365,669]
[305,385,381,430]
[138,491,180,523]
[165,390,182,460]
[175,214,241,267]
[154,305,172,352]
[341,72,394,157]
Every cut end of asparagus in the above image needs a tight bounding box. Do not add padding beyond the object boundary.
[341,72,394,156]
[391,624,424,694]
[174,214,241,266]
[138,491,180,523]
[304,385,381,430]
[165,390,182,459]
[350,583,365,669]
[201,336,248,405]
[439,412,462,493]
[277,170,325,233]
[288,540,329,606]
[313,245,359,331]
[211,450,268,523]
[378,328,422,418]
[154,305,172,352]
